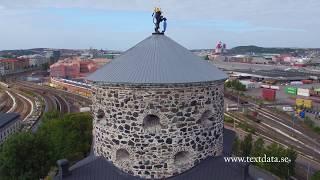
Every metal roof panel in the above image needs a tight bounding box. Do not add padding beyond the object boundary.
[87,34,227,84]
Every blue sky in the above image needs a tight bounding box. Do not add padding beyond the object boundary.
[0,0,319,50]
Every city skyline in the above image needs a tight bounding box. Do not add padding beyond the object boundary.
[0,0,320,50]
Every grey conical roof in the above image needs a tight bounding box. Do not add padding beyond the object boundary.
[87,34,227,84]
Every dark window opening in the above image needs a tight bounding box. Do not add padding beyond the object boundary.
[174,151,191,167]
[116,149,130,161]
[97,109,105,119]
[197,110,214,125]
[143,114,161,134]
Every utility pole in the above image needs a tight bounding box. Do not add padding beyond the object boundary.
[292,114,296,137]
[237,90,240,108]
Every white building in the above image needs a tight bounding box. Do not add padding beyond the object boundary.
[20,54,49,67]
[240,80,258,89]
[0,113,21,144]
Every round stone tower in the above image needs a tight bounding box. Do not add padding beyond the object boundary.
[87,34,228,179]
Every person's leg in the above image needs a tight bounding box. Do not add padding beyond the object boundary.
[155,23,160,33]
[155,17,161,33]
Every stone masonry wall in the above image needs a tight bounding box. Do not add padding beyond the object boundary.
[91,81,225,179]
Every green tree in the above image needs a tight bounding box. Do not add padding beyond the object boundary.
[286,147,297,177]
[42,111,61,121]
[37,112,93,163]
[261,143,296,179]
[0,112,93,179]
[225,80,232,88]
[237,136,297,179]
[225,80,246,91]
[232,136,241,156]
[0,133,51,179]
[251,137,264,157]
[312,171,320,180]
[240,134,253,156]
[204,55,209,60]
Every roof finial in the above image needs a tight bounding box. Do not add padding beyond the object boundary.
[152,7,167,35]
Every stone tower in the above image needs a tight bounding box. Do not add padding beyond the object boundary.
[87,34,228,179]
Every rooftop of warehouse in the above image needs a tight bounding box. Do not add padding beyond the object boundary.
[0,113,20,129]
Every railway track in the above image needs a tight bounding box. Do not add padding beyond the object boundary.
[6,90,32,120]
[227,111,320,160]
[54,95,70,113]
[225,111,320,178]
[16,80,91,112]
[16,82,70,113]
[12,81,88,131]
[0,91,14,113]
[21,81,91,104]
[6,82,68,131]
[13,81,61,113]
[225,96,320,159]
[255,107,320,144]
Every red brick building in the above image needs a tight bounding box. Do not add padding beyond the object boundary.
[50,57,109,79]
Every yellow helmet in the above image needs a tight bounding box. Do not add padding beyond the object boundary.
[154,7,161,12]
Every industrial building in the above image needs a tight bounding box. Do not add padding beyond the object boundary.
[0,58,29,75]
[19,54,50,67]
[0,113,21,144]
[45,50,61,65]
[50,57,110,79]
